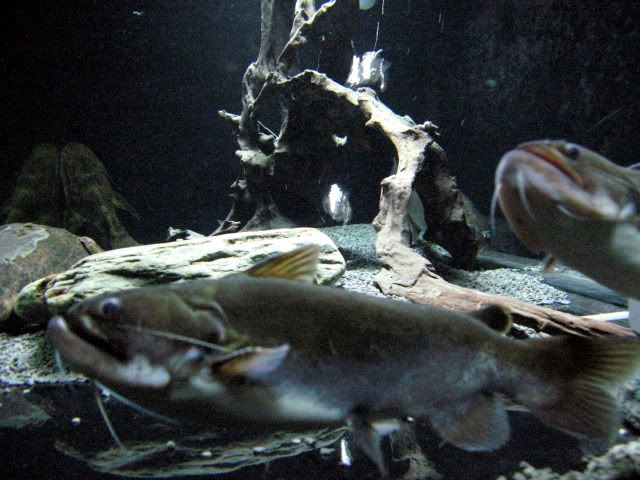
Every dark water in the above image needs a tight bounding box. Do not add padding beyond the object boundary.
[2,1,639,242]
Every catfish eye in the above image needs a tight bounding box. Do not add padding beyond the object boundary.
[563,143,580,160]
[99,297,121,318]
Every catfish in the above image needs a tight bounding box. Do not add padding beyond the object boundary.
[48,245,640,473]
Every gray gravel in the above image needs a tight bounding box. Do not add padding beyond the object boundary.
[320,224,379,268]
[439,264,570,307]
[499,440,640,480]
[0,332,83,386]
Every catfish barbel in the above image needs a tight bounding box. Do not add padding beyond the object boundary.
[48,245,640,473]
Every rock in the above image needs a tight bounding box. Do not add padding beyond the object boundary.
[3,143,139,250]
[0,331,84,385]
[14,227,345,325]
[502,440,640,479]
[0,223,101,327]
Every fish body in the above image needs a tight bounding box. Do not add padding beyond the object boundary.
[494,140,640,300]
[49,246,640,463]
[3,143,63,226]
[59,142,139,250]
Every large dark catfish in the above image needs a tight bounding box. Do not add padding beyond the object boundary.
[48,245,640,472]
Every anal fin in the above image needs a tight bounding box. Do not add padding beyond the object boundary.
[347,413,401,477]
[430,393,510,451]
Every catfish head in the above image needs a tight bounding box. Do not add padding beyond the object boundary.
[494,140,640,252]
[494,140,640,299]
[47,283,298,426]
[47,287,228,390]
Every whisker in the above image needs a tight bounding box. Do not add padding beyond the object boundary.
[489,183,501,241]
[555,204,587,220]
[94,386,124,448]
[113,324,228,352]
[95,382,179,425]
[516,170,536,221]
[54,350,67,374]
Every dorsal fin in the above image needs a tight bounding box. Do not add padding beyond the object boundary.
[471,305,513,334]
[246,244,320,283]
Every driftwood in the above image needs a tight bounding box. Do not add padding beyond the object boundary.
[216,0,483,268]
[376,264,634,337]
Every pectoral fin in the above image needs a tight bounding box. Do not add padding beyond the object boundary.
[246,245,320,283]
[430,393,509,451]
[216,345,290,382]
[347,413,401,477]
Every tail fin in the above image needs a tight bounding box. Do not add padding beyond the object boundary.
[517,335,640,441]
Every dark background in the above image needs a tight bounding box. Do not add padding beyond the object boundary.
[2,0,639,244]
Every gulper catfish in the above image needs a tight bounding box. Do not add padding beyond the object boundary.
[48,246,640,472]
[494,140,640,300]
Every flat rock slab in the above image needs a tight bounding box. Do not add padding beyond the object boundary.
[15,227,345,324]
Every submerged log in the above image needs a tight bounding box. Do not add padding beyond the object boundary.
[376,265,634,337]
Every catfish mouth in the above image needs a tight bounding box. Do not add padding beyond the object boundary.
[52,307,127,362]
[515,142,585,188]
[47,315,171,389]
[492,142,590,254]
[504,142,630,222]
[494,142,589,216]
